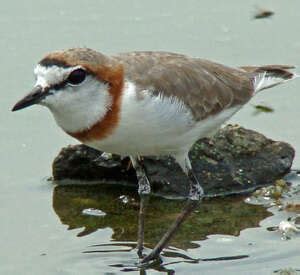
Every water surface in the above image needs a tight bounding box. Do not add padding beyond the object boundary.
[1,1,300,274]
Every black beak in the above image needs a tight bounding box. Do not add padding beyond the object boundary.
[12,85,48,111]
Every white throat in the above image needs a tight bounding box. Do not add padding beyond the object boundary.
[46,80,112,133]
[34,65,112,133]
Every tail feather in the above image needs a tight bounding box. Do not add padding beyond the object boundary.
[240,65,298,93]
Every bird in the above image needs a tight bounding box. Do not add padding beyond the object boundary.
[12,48,298,263]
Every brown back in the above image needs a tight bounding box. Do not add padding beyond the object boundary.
[114,52,254,120]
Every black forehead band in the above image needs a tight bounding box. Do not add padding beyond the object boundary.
[38,58,109,87]
[39,58,96,76]
[39,58,71,68]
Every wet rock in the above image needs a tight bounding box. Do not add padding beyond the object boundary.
[252,179,290,200]
[52,125,295,198]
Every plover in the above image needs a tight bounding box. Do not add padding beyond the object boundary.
[12,48,298,262]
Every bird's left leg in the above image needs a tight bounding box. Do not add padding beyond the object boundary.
[130,156,151,258]
[181,156,204,200]
[141,153,203,264]
[130,156,151,195]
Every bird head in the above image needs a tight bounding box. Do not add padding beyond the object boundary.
[12,48,124,134]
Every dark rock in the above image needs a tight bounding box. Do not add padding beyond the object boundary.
[52,125,295,198]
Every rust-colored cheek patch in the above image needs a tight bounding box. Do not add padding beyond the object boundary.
[68,65,124,143]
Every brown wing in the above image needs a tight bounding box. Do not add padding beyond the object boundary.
[113,52,253,120]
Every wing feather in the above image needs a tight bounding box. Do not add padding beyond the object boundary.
[114,52,253,120]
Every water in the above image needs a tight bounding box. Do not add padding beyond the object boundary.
[1,0,300,274]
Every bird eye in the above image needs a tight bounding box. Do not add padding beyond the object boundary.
[67,68,86,85]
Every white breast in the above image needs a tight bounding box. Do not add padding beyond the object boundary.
[86,81,241,157]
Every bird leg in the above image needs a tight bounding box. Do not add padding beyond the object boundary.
[141,199,199,264]
[130,156,151,258]
[136,194,149,258]
[187,167,204,200]
[140,155,204,264]
[130,156,151,195]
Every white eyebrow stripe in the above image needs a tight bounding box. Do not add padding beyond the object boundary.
[35,76,48,88]
[34,64,83,88]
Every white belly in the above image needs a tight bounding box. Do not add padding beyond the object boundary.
[86,82,241,156]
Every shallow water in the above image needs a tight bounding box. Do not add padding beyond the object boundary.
[1,0,300,274]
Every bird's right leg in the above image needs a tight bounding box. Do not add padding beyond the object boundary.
[130,156,151,258]
[141,153,203,264]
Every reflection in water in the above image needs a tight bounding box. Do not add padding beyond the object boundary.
[52,183,271,251]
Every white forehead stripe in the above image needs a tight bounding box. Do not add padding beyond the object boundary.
[34,64,82,88]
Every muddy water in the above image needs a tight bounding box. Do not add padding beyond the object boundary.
[1,0,300,274]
